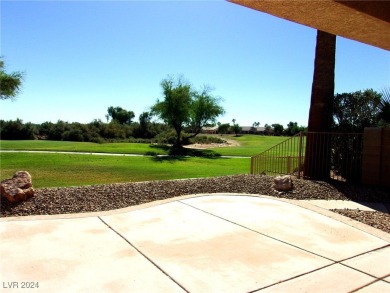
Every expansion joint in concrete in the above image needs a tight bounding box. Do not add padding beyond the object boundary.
[98,216,189,293]
[179,200,335,262]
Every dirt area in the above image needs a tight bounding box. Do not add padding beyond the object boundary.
[185,138,240,149]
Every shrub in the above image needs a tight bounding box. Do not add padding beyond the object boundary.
[189,135,226,144]
[62,129,84,142]
[0,119,37,140]
[153,130,177,145]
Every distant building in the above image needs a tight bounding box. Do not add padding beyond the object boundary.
[201,126,219,134]
[201,125,266,134]
[240,126,265,134]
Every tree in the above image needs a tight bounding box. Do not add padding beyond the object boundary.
[187,86,225,139]
[285,121,305,136]
[333,89,381,132]
[331,89,382,182]
[151,76,192,147]
[151,76,224,147]
[107,106,135,125]
[378,87,390,126]
[0,58,24,100]
[264,123,273,135]
[135,111,153,138]
[0,119,36,140]
[271,123,284,136]
[231,119,242,136]
[217,123,230,134]
[251,121,260,133]
[231,124,242,136]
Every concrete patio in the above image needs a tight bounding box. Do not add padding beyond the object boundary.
[1,194,389,292]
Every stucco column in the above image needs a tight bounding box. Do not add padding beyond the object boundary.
[304,30,336,180]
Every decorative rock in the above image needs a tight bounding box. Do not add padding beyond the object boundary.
[1,171,35,203]
[273,175,293,192]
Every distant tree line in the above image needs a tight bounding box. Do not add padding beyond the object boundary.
[215,121,306,136]
[0,104,223,144]
[0,118,307,142]
[0,114,170,143]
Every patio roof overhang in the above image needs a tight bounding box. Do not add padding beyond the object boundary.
[228,0,390,51]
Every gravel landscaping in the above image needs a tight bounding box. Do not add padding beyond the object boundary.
[1,174,389,233]
[332,209,390,234]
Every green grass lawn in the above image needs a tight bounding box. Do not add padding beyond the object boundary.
[207,135,289,156]
[0,135,289,157]
[0,152,249,188]
[0,140,169,156]
[0,135,289,188]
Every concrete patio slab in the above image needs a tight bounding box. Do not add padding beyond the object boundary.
[101,201,332,292]
[0,217,184,292]
[260,263,378,293]
[1,194,389,292]
[354,280,390,292]
[341,246,390,279]
[181,195,389,261]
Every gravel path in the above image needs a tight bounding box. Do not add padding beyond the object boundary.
[1,174,389,233]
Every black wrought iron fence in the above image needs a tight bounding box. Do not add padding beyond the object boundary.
[250,132,363,182]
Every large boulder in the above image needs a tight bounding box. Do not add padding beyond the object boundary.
[273,175,293,192]
[1,171,35,203]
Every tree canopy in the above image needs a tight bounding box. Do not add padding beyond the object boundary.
[0,58,24,100]
[187,86,225,138]
[271,123,284,136]
[332,89,382,132]
[107,106,135,125]
[285,122,305,136]
[151,76,224,147]
[231,119,242,136]
[378,87,390,126]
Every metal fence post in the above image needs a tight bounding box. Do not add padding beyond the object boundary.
[287,156,291,174]
[297,132,303,179]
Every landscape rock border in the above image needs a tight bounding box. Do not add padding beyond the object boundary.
[2,174,388,216]
[1,174,389,234]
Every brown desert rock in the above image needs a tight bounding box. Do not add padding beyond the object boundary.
[273,175,293,192]
[1,171,35,203]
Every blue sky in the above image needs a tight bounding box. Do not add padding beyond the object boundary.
[1,0,389,128]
